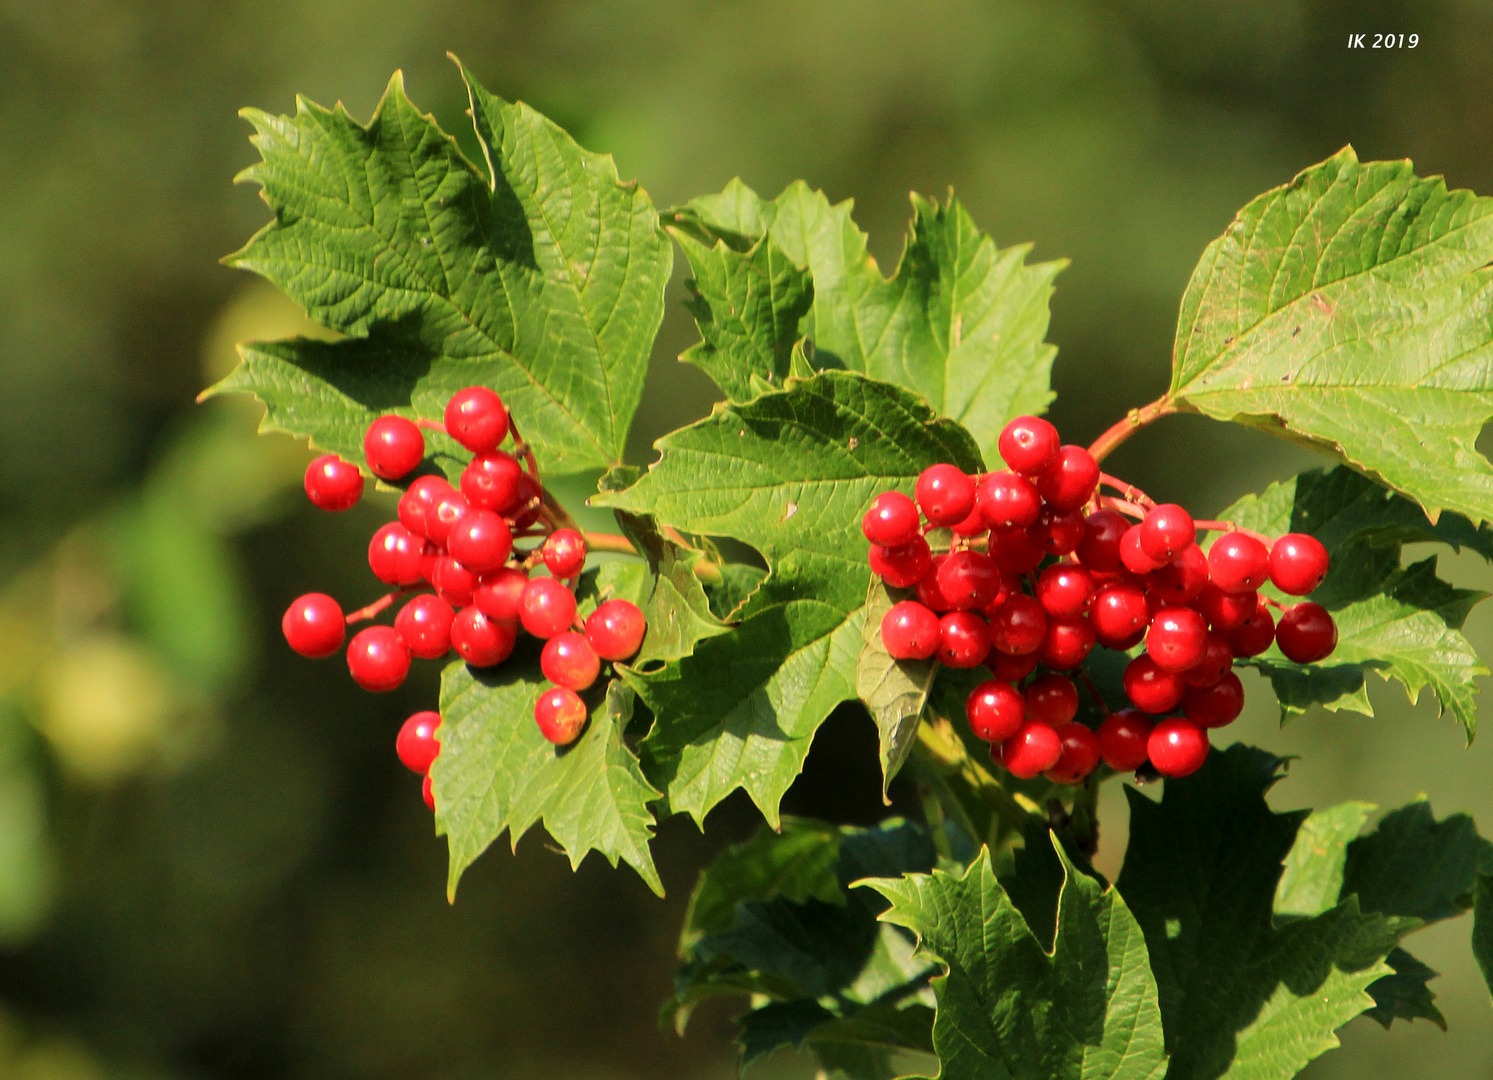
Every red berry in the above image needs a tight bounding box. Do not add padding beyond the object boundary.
[975,471,1040,531]
[951,502,988,538]
[541,631,602,690]
[1227,598,1276,658]
[1146,607,1208,673]
[1035,565,1094,619]
[988,594,1047,656]
[937,550,1002,611]
[1034,506,1086,555]
[1036,445,1100,511]
[585,599,647,661]
[542,529,588,578]
[1209,532,1270,594]
[1276,602,1338,663]
[396,711,441,774]
[1098,710,1153,771]
[399,475,454,537]
[1183,671,1244,727]
[461,451,525,513]
[369,522,426,586]
[1076,509,1128,572]
[917,555,954,613]
[419,543,441,586]
[1120,525,1164,575]
[1195,583,1257,632]
[1180,633,1233,689]
[989,528,1046,574]
[881,601,940,660]
[1123,655,1184,714]
[937,612,990,668]
[1024,674,1078,726]
[535,686,588,746]
[474,566,530,623]
[347,626,411,692]
[989,650,1039,683]
[1090,583,1149,647]
[1148,718,1209,778]
[519,578,578,640]
[422,773,436,810]
[998,416,1060,476]
[1139,504,1195,564]
[915,464,976,527]
[1046,723,1100,785]
[1038,616,1096,671]
[394,593,455,659]
[863,492,921,546]
[304,454,364,511]
[282,593,346,658]
[433,557,480,608]
[425,490,472,546]
[447,509,514,574]
[869,536,932,589]
[1270,534,1330,596]
[509,473,544,529]
[966,680,1026,742]
[451,606,517,667]
[444,387,510,454]
[999,722,1064,778]
[1146,544,1207,605]
[363,416,425,480]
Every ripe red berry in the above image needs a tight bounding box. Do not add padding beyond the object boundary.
[304,454,364,511]
[1146,544,1207,605]
[585,599,647,661]
[422,774,436,810]
[364,416,425,480]
[1076,509,1128,572]
[1036,445,1100,511]
[1148,718,1209,778]
[862,492,921,546]
[937,612,990,668]
[966,680,1026,742]
[474,566,529,623]
[989,650,1039,683]
[535,686,588,746]
[399,475,454,537]
[1270,534,1330,596]
[881,601,940,660]
[509,473,544,529]
[1024,674,1078,726]
[998,415,1061,476]
[869,536,932,589]
[1035,565,1094,619]
[447,509,514,574]
[1098,710,1153,771]
[433,557,480,608]
[915,464,976,527]
[989,528,1046,574]
[1124,655,1185,714]
[347,626,411,692]
[1038,616,1096,671]
[1120,525,1164,575]
[1034,506,1086,555]
[1276,602,1338,663]
[975,471,1040,531]
[425,490,472,546]
[282,593,346,658]
[451,606,517,667]
[444,387,510,454]
[917,555,954,613]
[1090,583,1149,647]
[1209,532,1270,594]
[542,529,588,578]
[1046,723,1101,785]
[1194,583,1257,632]
[1227,598,1277,657]
[951,503,987,538]
[999,721,1064,778]
[1183,671,1244,727]
[988,594,1047,655]
[396,711,441,774]
[1180,633,1233,689]
[541,631,602,690]
[1139,504,1195,563]
[1146,607,1208,673]
[394,594,455,659]
[520,577,578,640]
[369,522,426,586]
[461,451,525,513]
[937,550,1002,611]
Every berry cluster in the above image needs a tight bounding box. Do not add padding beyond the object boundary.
[866,415,1335,783]
[282,388,648,807]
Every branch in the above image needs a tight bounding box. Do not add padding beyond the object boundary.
[1088,394,1177,464]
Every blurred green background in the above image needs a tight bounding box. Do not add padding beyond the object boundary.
[2,1,1492,1077]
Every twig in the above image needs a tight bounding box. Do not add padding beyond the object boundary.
[1088,395,1178,464]
[1098,472,1155,509]
[1100,496,1148,520]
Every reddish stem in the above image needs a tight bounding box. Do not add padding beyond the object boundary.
[415,418,448,434]
[1193,520,1272,547]
[1100,496,1147,520]
[1088,395,1178,464]
[1077,671,1111,718]
[1099,473,1155,509]
[346,588,418,624]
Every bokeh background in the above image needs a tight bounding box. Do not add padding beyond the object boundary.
[2,1,1492,1077]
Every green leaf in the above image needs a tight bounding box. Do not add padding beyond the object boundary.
[1341,798,1493,923]
[857,580,936,800]
[206,62,671,475]
[610,511,730,666]
[1275,801,1374,919]
[1117,745,1414,1079]
[737,1000,935,1080]
[598,371,981,825]
[431,655,662,899]
[1364,948,1446,1030]
[673,180,1063,461]
[1171,146,1493,526]
[1472,872,1493,1001]
[868,840,1168,1080]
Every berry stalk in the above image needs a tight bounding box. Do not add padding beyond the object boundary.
[1087,394,1178,464]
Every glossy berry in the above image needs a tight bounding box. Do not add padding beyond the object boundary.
[396,711,441,774]
[1098,711,1153,771]
[450,606,517,667]
[937,550,1002,611]
[304,454,364,511]
[432,557,480,608]
[1208,532,1270,594]
[399,475,454,537]
[951,503,987,538]
[282,593,346,658]
[474,566,529,623]
[998,415,1060,476]
[1046,723,1100,785]
[988,594,1047,656]
[916,555,954,613]
[535,686,588,746]
[447,509,514,574]
[394,594,455,659]
[1276,602,1338,663]
[1146,544,1207,605]
[541,631,602,690]
[1090,583,1149,646]
[461,451,525,513]
[1227,599,1276,658]
[1180,633,1233,689]
[881,601,940,660]
[1139,504,1195,563]
[1035,565,1094,619]
[585,599,647,661]
[519,577,578,640]
[1194,583,1256,632]
[989,528,1046,574]
[1184,671,1244,727]
[1034,506,1086,555]
[425,490,472,546]
[915,464,976,527]
[1038,616,1095,671]
[1124,655,1184,714]
[1146,606,1208,673]
[1148,718,1210,778]
[347,626,411,692]
[1076,509,1128,571]
[999,722,1064,778]
[444,387,510,454]
[965,680,1025,742]
[975,471,1040,531]
[364,416,425,480]
[542,529,588,578]
[989,650,1039,683]
[422,774,435,810]
[937,612,990,668]
[509,473,544,529]
[1270,534,1330,596]
[1120,526,1164,575]
[1024,674,1078,727]
[1036,445,1100,511]
[369,522,425,586]
[868,536,932,589]
[862,492,921,546]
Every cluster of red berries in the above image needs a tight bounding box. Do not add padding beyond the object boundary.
[865,415,1336,783]
[280,388,648,807]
